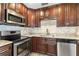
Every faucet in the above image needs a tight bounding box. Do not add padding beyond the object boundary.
[46,28,50,35]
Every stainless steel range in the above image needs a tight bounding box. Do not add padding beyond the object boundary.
[0,31,31,56]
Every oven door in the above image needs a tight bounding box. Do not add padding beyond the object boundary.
[13,39,31,56]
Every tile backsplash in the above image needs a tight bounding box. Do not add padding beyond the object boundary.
[0,25,79,36]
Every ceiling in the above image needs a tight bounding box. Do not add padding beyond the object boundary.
[24,3,59,9]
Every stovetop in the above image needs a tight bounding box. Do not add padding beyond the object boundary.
[1,35,30,43]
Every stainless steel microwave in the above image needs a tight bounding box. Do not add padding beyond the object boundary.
[5,9,26,25]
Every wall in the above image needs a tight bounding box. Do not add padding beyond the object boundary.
[0,25,30,36]
[0,24,78,36]
[31,20,77,35]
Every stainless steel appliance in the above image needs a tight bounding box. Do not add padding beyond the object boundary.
[57,39,76,56]
[5,9,26,25]
[14,37,31,56]
[0,31,31,56]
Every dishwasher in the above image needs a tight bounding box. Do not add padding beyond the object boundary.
[57,39,77,56]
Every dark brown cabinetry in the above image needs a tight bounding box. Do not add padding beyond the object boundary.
[27,9,36,27]
[57,4,65,26]
[32,37,57,56]
[57,3,77,27]
[46,38,57,55]
[76,4,79,26]
[35,10,40,27]
[76,42,79,56]
[0,4,1,21]
[49,5,58,18]
[39,9,45,20]
[8,3,16,11]
[0,44,12,56]
[0,3,5,23]
[36,37,46,53]
[16,3,25,15]
[64,4,77,26]
[32,37,37,52]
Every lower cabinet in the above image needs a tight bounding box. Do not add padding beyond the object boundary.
[32,37,57,56]
[46,38,57,56]
[0,44,12,56]
[76,42,79,56]
[36,37,46,53]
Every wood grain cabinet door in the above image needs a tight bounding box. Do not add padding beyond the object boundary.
[36,37,46,53]
[27,9,36,27]
[23,6,28,26]
[0,4,1,21]
[8,3,16,10]
[0,3,5,23]
[35,10,40,27]
[16,3,24,15]
[45,8,50,18]
[46,38,57,56]
[64,3,77,26]
[32,37,37,52]
[57,4,65,27]
[49,5,58,18]
[76,4,79,26]
[39,9,45,20]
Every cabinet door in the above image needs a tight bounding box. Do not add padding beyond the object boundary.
[49,5,57,18]
[77,4,79,26]
[36,37,46,53]
[32,37,37,52]
[27,9,36,27]
[57,4,65,26]
[76,42,79,56]
[8,3,16,10]
[16,3,24,15]
[0,3,5,23]
[23,6,28,26]
[35,10,40,27]
[64,3,77,26]
[0,4,1,21]
[39,9,45,20]
[46,38,57,56]
[44,8,50,18]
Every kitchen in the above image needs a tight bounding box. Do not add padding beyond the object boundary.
[0,3,79,56]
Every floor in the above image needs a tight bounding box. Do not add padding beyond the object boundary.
[29,52,48,56]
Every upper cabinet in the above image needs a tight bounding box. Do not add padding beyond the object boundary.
[76,4,79,26]
[39,9,45,20]
[35,10,40,27]
[16,3,24,15]
[57,3,77,27]
[44,8,50,18]
[64,3,77,26]
[57,4,65,26]
[27,9,36,27]
[8,3,16,10]
[49,5,58,18]
[0,3,5,23]
[0,4,1,21]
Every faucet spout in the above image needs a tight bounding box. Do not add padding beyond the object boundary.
[46,29,50,35]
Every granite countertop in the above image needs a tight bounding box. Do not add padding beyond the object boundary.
[0,40,12,47]
[22,33,79,40]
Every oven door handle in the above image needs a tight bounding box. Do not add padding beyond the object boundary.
[14,38,30,46]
